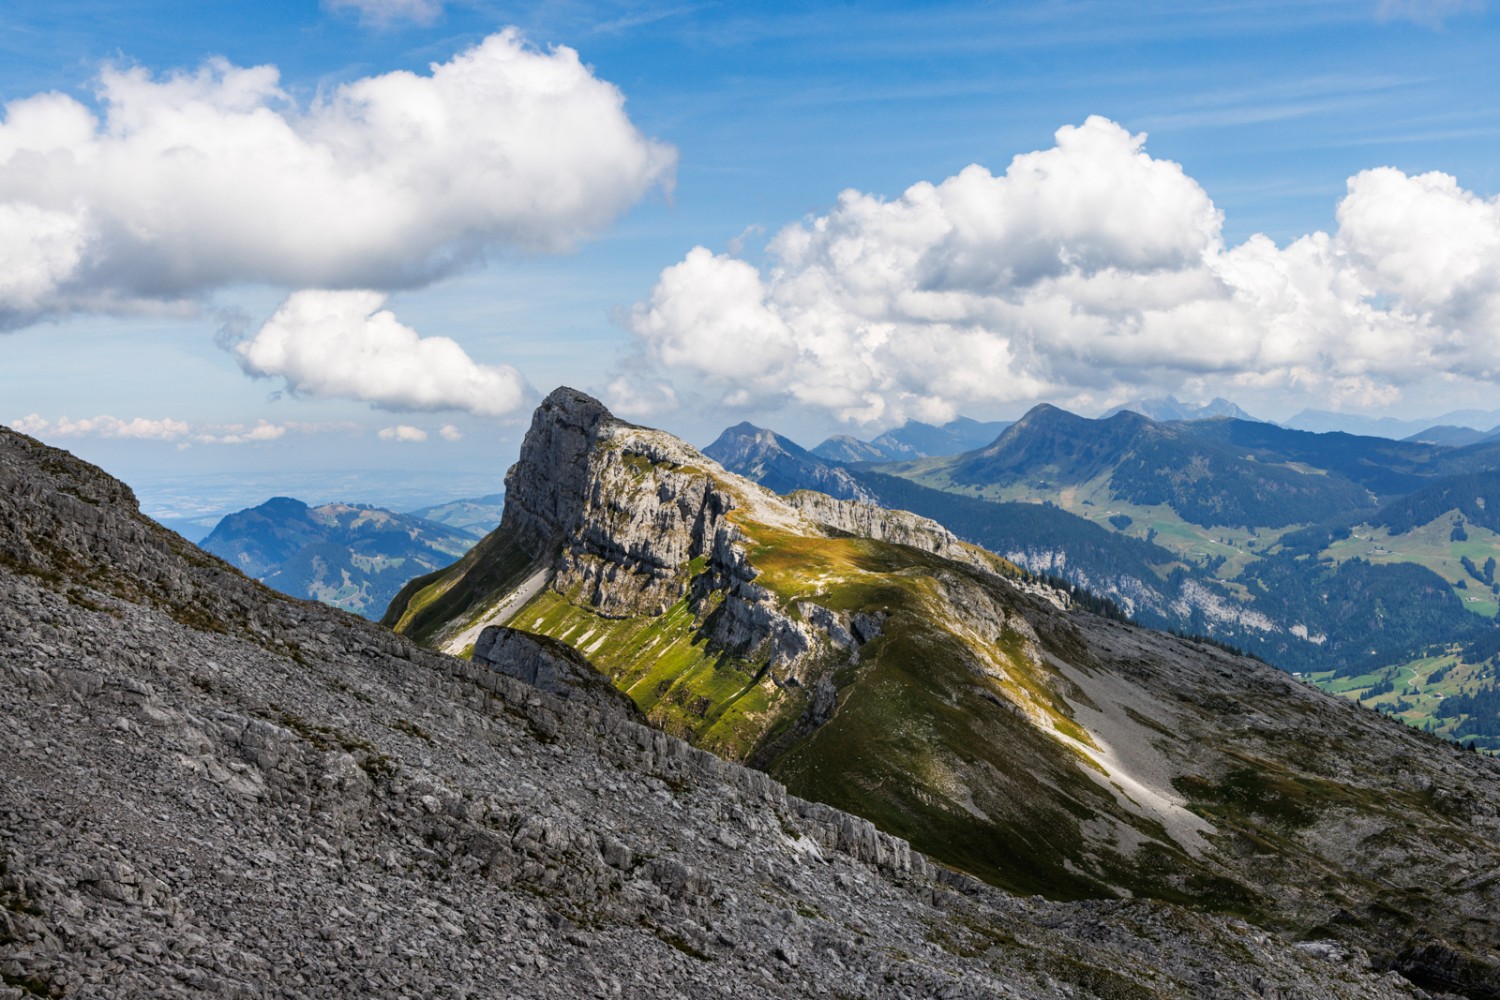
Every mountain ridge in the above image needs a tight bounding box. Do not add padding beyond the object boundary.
[811,416,1012,463]
[1100,395,1259,423]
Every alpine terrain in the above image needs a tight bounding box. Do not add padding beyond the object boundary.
[1,402,1467,996]
[389,387,1500,998]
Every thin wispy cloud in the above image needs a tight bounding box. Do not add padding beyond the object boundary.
[1376,0,1485,27]
[6,414,347,445]
[324,0,444,26]
[1138,73,1423,131]
[590,4,699,36]
[9,414,191,441]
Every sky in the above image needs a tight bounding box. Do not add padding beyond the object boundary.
[3,0,1500,524]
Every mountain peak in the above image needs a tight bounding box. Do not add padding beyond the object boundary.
[1101,396,1259,423]
[500,386,623,557]
[706,421,875,502]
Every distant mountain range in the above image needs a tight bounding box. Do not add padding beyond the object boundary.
[1403,425,1500,447]
[1288,407,1500,439]
[706,404,1500,749]
[704,423,874,500]
[199,494,502,618]
[1100,394,1259,422]
[811,416,1012,463]
[407,492,506,534]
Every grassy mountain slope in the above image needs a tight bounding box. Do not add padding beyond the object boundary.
[385,389,1500,994]
[865,406,1500,735]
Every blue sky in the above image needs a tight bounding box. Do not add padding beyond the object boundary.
[3,0,1500,521]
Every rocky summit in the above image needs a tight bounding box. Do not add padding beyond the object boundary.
[390,387,1500,999]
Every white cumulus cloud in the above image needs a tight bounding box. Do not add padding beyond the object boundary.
[438,423,462,441]
[378,424,429,442]
[0,30,675,330]
[236,289,532,417]
[626,115,1500,427]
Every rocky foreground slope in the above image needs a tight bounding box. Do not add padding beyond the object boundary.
[389,388,1500,998]
[0,427,1461,997]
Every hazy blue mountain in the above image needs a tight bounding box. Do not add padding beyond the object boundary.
[200,497,477,618]
[871,416,1012,457]
[704,422,874,501]
[407,492,506,536]
[911,404,1378,528]
[810,434,892,463]
[1101,395,1259,422]
[811,416,1011,463]
[1287,407,1500,439]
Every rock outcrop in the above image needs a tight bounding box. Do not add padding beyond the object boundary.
[472,624,643,717]
[493,387,828,674]
[786,489,1018,583]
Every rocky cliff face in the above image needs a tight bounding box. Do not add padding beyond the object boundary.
[1,424,1446,1000]
[481,387,843,678]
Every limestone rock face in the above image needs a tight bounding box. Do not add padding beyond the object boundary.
[501,388,826,670]
[500,386,615,557]
[786,489,1003,575]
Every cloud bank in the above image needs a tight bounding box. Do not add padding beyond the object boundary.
[626,116,1500,427]
[7,414,330,445]
[236,289,532,417]
[0,30,675,330]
